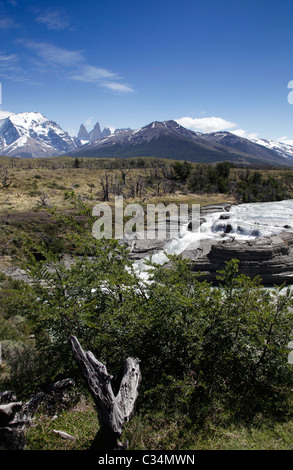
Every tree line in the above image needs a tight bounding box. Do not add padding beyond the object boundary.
[1,156,293,203]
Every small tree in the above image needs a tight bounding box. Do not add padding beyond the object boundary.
[173,161,192,183]
[99,172,110,201]
[74,158,80,169]
[0,170,12,190]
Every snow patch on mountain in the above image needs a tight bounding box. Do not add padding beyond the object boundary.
[250,137,293,160]
[0,111,81,158]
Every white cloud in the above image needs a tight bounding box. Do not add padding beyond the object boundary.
[0,52,20,72]
[71,65,119,83]
[0,17,16,29]
[100,81,134,93]
[175,116,237,133]
[35,9,70,31]
[71,66,134,93]
[231,128,259,140]
[22,41,83,68]
[277,136,293,146]
[20,41,134,93]
[175,116,264,141]
[84,116,93,130]
[0,52,36,83]
[0,109,14,119]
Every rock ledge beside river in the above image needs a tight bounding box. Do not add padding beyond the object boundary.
[2,203,293,286]
[179,230,293,285]
[124,202,293,285]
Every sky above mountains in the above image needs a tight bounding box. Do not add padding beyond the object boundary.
[1,0,293,144]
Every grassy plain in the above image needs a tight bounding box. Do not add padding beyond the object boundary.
[0,155,237,213]
[0,156,236,263]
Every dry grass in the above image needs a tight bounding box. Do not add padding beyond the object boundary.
[0,161,237,215]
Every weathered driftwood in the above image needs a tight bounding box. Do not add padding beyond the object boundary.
[52,429,76,440]
[0,378,75,450]
[0,391,17,405]
[69,335,141,450]
[24,377,75,418]
[0,402,23,427]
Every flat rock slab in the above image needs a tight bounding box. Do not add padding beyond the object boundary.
[179,230,293,285]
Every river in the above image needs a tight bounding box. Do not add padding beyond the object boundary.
[133,199,293,278]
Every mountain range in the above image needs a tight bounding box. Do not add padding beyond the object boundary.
[70,120,293,167]
[1,111,293,167]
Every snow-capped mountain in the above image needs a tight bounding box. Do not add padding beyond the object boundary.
[0,112,81,158]
[206,131,293,161]
[1,112,293,166]
[74,120,203,153]
[198,131,285,162]
[249,137,293,161]
[70,120,292,166]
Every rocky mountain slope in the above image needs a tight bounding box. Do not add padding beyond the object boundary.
[77,122,111,144]
[0,112,80,158]
[70,120,292,167]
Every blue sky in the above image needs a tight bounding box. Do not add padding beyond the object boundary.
[1,0,293,143]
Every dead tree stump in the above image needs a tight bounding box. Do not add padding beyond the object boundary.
[69,335,141,450]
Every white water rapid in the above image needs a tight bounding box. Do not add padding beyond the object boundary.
[133,199,293,278]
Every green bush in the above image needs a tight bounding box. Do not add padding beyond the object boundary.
[2,200,293,425]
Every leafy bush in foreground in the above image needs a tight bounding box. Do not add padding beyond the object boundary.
[1,201,293,426]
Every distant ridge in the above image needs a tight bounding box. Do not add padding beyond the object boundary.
[69,119,292,167]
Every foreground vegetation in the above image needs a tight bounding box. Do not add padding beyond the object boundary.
[0,191,293,450]
[1,156,293,450]
[25,399,293,450]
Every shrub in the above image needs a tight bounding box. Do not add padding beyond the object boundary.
[2,200,293,424]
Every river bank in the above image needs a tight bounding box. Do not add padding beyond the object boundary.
[1,200,293,286]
